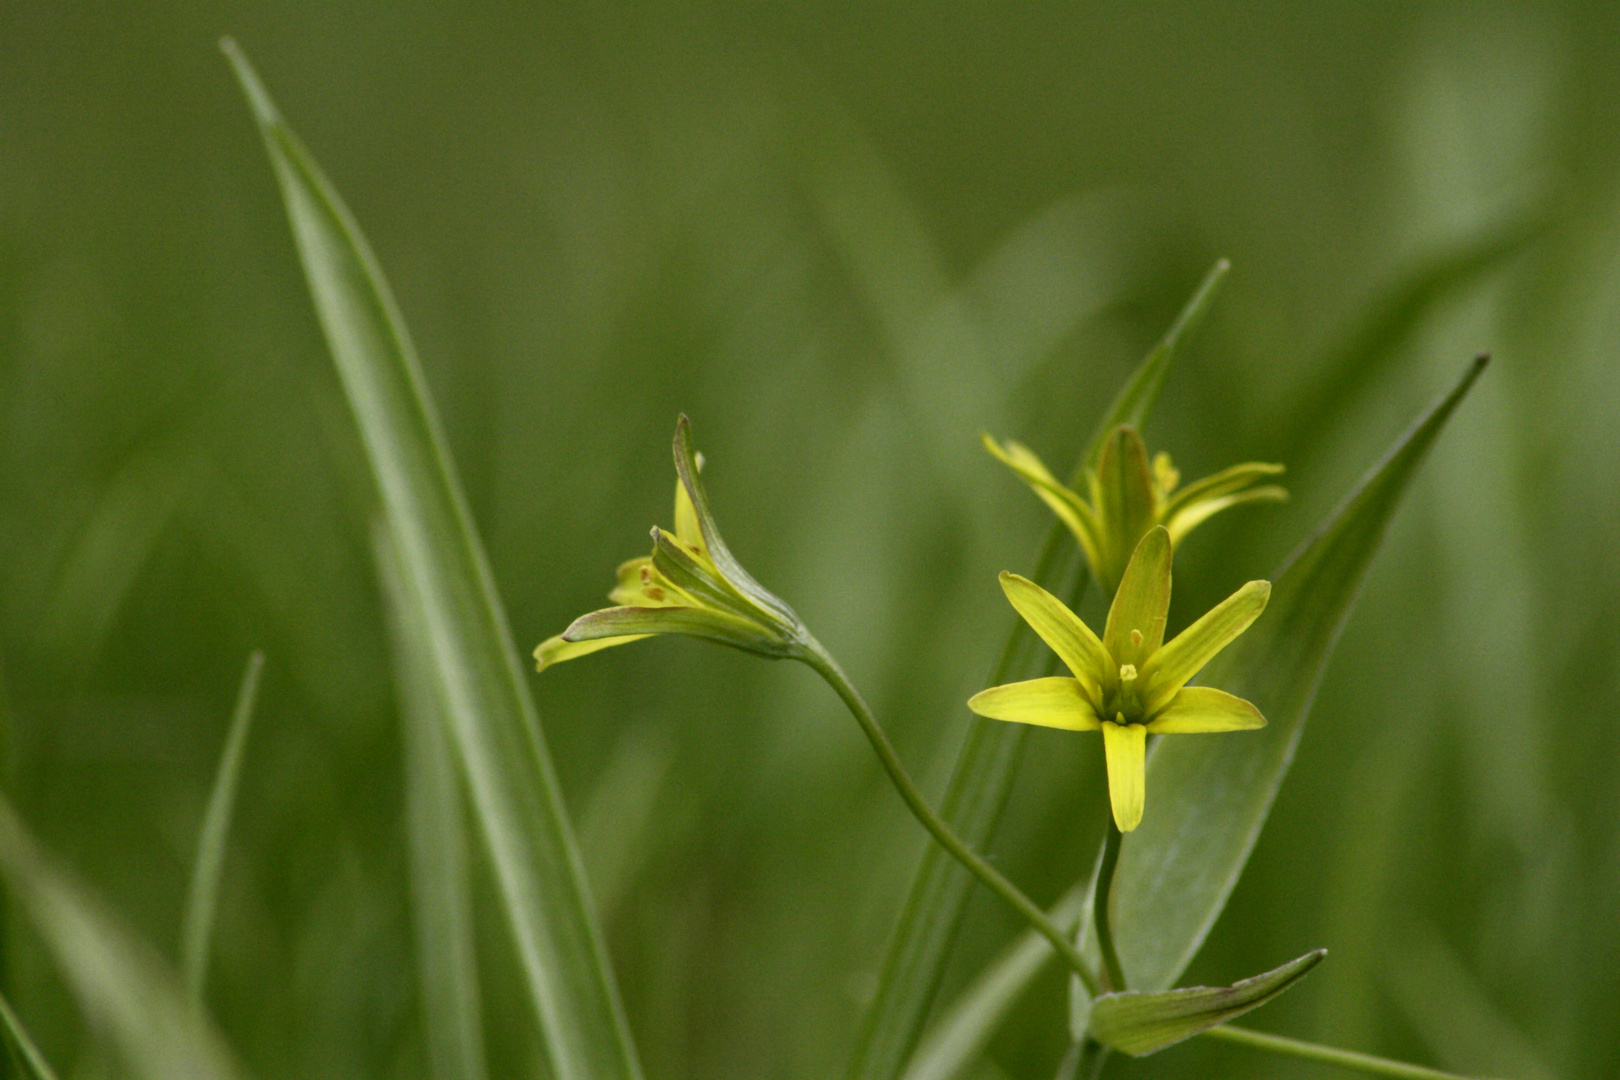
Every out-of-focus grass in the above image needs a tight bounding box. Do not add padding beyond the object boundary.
[1,4,1616,1078]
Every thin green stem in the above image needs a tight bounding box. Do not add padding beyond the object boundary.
[1202,1024,1503,1080]
[800,642,1102,999]
[1092,817,1126,994]
[0,986,60,1080]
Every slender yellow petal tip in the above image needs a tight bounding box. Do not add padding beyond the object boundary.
[534,632,649,671]
[1101,721,1147,832]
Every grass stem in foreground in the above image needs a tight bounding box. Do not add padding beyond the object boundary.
[1203,1023,1503,1080]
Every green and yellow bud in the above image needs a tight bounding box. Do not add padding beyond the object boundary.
[534,416,805,672]
[983,425,1286,596]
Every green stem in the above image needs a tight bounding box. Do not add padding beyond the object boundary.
[1092,817,1126,994]
[1202,1024,1502,1080]
[800,642,1102,999]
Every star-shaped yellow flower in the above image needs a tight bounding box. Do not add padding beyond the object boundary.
[984,425,1285,596]
[534,417,804,671]
[968,526,1269,831]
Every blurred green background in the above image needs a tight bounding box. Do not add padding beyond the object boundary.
[1,3,1615,1078]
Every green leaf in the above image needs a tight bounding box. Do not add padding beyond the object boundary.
[898,886,1087,1080]
[221,40,642,1080]
[0,987,61,1080]
[180,650,264,1001]
[377,526,490,1080]
[1090,355,1488,1006]
[1089,949,1325,1056]
[0,794,246,1080]
[846,263,1226,1080]
[904,357,1485,1079]
[1081,259,1229,475]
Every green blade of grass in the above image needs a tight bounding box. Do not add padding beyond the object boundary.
[221,40,642,1080]
[0,987,60,1080]
[377,526,490,1080]
[1081,259,1230,475]
[180,650,264,1001]
[905,357,1485,1078]
[1278,223,1537,467]
[899,885,1087,1080]
[847,262,1228,1080]
[0,793,245,1080]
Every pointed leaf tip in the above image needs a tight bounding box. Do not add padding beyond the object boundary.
[1090,949,1326,1056]
[218,38,280,129]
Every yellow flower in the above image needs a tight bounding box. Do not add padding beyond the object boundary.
[968,526,1268,832]
[534,417,803,671]
[984,425,1285,595]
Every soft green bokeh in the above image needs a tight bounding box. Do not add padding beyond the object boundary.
[0,4,1612,1078]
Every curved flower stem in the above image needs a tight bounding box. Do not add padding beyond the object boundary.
[1093,816,1127,994]
[1202,1024,1502,1080]
[799,640,1103,1000]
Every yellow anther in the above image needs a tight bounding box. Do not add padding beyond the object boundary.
[1130,628,1144,648]
[1115,711,1125,724]
[1152,451,1180,497]
[1119,663,1138,682]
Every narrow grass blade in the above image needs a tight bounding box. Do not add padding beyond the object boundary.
[181,650,264,1000]
[1101,356,1489,998]
[1089,949,1325,1056]
[0,987,60,1080]
[1279,223,1536,466]
[377,527,489,1080]
[908,358,1486,1076]
[848,264,1227,1080]
[899,885,1086,1080]
[1081,258,1229,476]
[0,793,246,1080]
[221,41,642,1080]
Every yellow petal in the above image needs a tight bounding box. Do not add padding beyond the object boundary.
[998,572,1111,698]
[967,677,1101,731]
[1158,461,1285,526]
[1140,580,1269,714]
[982,434,1104,574]
[1101,721,1147,832]
[1103,526,1170,668]
[673,455,708,553]
[1145,686,1265,733]
[534,632,651,672]
[1163,485,1287,545]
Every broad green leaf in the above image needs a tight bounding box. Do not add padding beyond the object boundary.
[221,41,642,1080]
[0,793,246,1080]
[0,987,60,1080]
[377,528,489,1080]
[1089,949,1325,1056]
[907,357,1485,1079]
[181,650,264,1001]
[846,262,1227,1080]
[1089,355,1488,1008]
